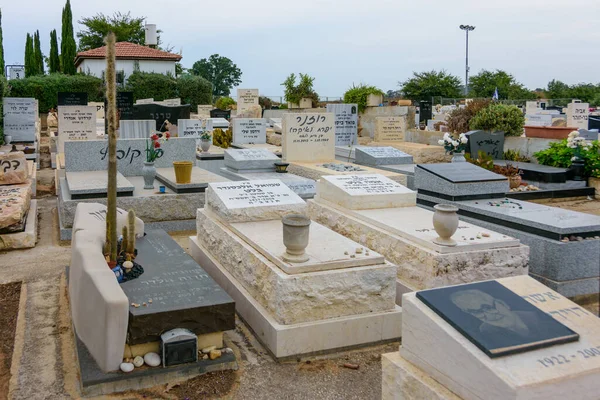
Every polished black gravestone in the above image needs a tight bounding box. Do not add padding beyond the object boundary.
[133,104,191,131]
[416,281,579,358]
[465,130,505,159]
[58,92,88,106]
[120,229,235,345]
[210,109,231,119]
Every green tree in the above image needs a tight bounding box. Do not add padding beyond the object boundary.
[34,30,44,75]
[546,79,570,99]
[24,34,36,78]
[61,0,77,75]
[77,12,145,51]
[468,69,535,100]
[0,9,5,77]
[399,70,462,101]
[568,83,599,103]
[48,30,60,73]
[191,54,242,97]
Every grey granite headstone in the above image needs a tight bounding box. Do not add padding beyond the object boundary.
[465,130,505,159]
[415,163,508,198]
[119,120,156,139]
[224,149,279,173]
[64,137,196,176]
[2,98,37,142]
[232,118,266,144]
[355,146,414,166]
[178,119,213,139]
[578,129,599,141]
[326,104,358,146]
[120,229,235,345]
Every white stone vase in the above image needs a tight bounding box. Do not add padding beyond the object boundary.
[200,138,211,152]
[432,204,459,247]
[282,214,311,263]
[4,135,12,145]
[142,161,156,189]
[451,152,466,162]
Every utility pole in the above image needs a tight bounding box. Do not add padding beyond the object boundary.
[459,25,475,96]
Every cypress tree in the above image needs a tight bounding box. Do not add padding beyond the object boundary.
[24,34,35,78]
[60,0,77,75]
[0,9,5,77]
[34,30,44,75]
[49,30,60,73]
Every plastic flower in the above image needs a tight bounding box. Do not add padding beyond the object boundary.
[150,134,159,141]
[438,139,445,145]
[165,132,171,139]
[154,141,161,149]
[460,136,468,144]
[452,140,459,147]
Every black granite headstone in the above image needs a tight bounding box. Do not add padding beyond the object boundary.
[104,92,135,134]
[58,92,88,106]
[465,130,505,159]
[416,281,579,358]
[210,109,231,119]
[120,229,235,345]
[133,104,191,131]
[419,101,432,123]
[589,116,600,131]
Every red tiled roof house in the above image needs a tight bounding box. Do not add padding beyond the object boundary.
[74,42,182,82]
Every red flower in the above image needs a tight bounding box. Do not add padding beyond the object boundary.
[154,141,161,149]
[165,132,171,139]
[150,134,159,141]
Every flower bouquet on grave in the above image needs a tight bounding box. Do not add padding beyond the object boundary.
[438,132,468,155]
[113,210,144,283]
[567,131,591,181]
[146,131,170,162]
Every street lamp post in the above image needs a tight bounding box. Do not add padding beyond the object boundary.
[459,25,475,97]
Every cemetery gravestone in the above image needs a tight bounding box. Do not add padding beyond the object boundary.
[355,147,414,166]
[419,101,432,123]
[58,106,97,152]
[210,109,231,119]
[133,104,191,131]
[162,98,181,106]
[2,98,37,142]
[567,103,589,130]
[197,105,213,116]
[232,118,266,144]
[58,92,88,106]
[88,102,105,120]
[178,119,213,139]
[0,152,29,185]
[237,89,259,113]
[282,113,335,163]
[375,117,406,142]
[465,130,505,159]
[119,120,156,139]
[135,98,154,105]
[326,104,358,146]
[224,149,280,172]
[116,92,134,120]
[525,115,552,127]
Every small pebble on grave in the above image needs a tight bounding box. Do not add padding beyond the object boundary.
[144,352,161,367]
[120,362,134,373]
[201,345,217,354]
[209,349,222,360]
[133,356,144,367]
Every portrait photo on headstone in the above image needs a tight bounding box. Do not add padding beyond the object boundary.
[416,280,579,358]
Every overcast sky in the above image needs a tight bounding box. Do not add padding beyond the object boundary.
[2,0,599,96]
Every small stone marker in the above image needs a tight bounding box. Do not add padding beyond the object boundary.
[567,103,589,130]
[465,130,505,159]
[58,92,88,106]
[326,104,358,146]
[224,149,279,172]
[232,118,266,144]
[237,89,259,113]
[58,106,97,153]
[282,113,335,163]
[318,174,416,210]
[355,146,414,166]
[0,152,28,185]
[206,179,306,222]
[375,117,406,142]
[2,98,37,142]
[177,119,213,139]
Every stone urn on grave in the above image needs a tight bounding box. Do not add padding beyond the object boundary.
[432,204,459,247]
[282,214,311,263]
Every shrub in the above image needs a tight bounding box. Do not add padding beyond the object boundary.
[465,150,494,171]
[469,103,525,137]
[281,73,319,107]
[9,73,104,112]
[177,74,212,108]
[259,96,272,109]
[534,139,600,176]
[503,149,531,162]
[343,84,384,113]
[215,96,236,110]
[125,72,177,101]
[446,99,491,134]
[0,76,7,143]
[213,128,232,148]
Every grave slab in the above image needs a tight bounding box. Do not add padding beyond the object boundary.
[493,160,568,183]
[190,236,402,359]
[287,162,408,187]
[354,146,414,166]
[121,229,235,345]
[415,163,508,200]
[368,141,450,164]
[219,169,316,199]
[205,180,307,223]
[317,174,416,210]
[0,183,32,231]
[0,199,37,250]
[210,118,230,129]
[154,167,225,193]
[224,149,280,173]
[65,171,134,198]
[400,276,600,400]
